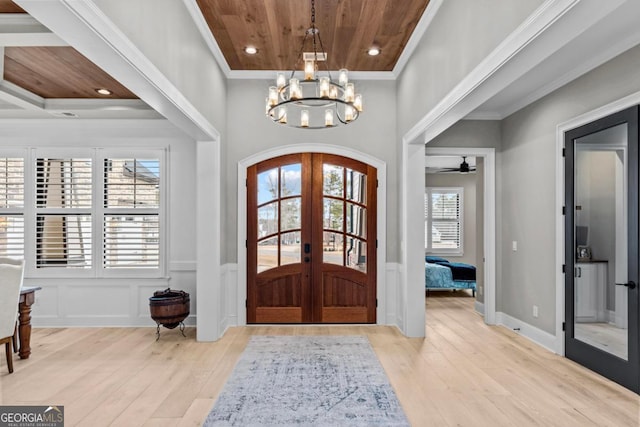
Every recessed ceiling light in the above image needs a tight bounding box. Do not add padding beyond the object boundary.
[95,88,112,95]
[245,46,258,55]
[367,47,381,56]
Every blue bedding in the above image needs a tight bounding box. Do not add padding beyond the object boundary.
[425,259,476,295]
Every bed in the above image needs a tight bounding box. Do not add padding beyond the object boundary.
[425,256,476,296]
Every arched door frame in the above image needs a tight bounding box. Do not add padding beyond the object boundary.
[237,144,387,326]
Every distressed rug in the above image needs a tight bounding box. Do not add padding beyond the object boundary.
[203,335,409,426]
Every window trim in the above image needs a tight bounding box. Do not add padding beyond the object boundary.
[425,186,464,256]
[0,147,167,279]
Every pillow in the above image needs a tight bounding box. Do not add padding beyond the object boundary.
[425,256,449,264]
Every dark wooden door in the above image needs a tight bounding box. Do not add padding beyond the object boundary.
[247,153,377,323]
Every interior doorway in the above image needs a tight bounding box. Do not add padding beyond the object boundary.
[424,147,496,323]
[246,153,377,323]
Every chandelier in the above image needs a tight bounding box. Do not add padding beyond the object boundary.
[265,0,362,129]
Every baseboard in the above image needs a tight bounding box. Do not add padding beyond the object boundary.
[496,312,557,354]
[474,301,485,316]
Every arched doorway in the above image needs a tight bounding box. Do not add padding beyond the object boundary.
[246,153,377,323]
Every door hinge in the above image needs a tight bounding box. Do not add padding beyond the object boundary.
[376,239,378,249]
[245,240,248,248]
[245,300,248,308]
[562,148,566,157]
[562,322,566,332]
[562,206,566,215]
[562,264,566,274]
[245,178,248,187]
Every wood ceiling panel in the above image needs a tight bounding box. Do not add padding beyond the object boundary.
[3,47,137,99]
[0,0,25,13]
[196,0,430,71]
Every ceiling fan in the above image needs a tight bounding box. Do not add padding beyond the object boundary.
[439,156,476,173]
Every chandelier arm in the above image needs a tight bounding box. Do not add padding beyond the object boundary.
[291,29,312,80]
[314,29,333,81]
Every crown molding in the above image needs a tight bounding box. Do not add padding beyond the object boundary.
[392,0,443,79]
[182,0,231,78]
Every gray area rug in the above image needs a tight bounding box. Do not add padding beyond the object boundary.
[203,335,409,426]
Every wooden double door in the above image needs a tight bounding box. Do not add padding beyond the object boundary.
[247,153,377,324]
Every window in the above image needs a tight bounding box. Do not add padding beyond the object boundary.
[0,148,165,277]
[103,158,160,269]
[425,187,463,255]
[0,156,25,258]
[36,157,93,268]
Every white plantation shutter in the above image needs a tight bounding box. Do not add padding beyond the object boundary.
[0,157,25,258]
[35,158,92,268]
[425,187,463,254]
[103,158,160,269]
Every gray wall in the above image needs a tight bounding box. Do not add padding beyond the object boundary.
[224,79,398,264]
[396,0,542,136]
[500,44,640,334]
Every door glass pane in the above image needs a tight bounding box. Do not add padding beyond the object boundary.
[281,198,301,232]
[346,238,366,273]
[258,202,278,237]
[323,198,343,231]
[323,164,343,197]
[323,231,343,265]
[280,231,301,266]
[258,168,279,205]
[258,236,278,273]
[281,164,301,197]
[346,203,366,239]
[574,123,628,360]
[346,169,366,204]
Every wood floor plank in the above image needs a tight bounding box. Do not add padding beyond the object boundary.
[1,293,638,426]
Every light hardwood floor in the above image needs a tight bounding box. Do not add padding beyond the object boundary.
[1,293,638,426]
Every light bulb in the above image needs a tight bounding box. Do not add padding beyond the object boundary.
[301,110,309,127]
[354,94,363,112]
[319,77,330,98]
[325,109,334,127]
[304,60,315,80]
[289,79,300,100]
[344,83,355,103]
[276,73,286,89]
[268,86,278,106]
[345,105,354,122]
[339,69,348,86]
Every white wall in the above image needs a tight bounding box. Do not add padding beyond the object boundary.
[93,0,227,136]
[501,44,640,334]
[0,120,197,327]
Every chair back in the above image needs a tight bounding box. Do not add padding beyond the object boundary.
[0,258,25,339]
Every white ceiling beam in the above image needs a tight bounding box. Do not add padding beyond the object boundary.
[0,14,67,46]
[0,79,45,110]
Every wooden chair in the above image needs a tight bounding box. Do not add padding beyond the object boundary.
[0,258,25,373]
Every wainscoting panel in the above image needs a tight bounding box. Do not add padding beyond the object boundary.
[27,264,196,327]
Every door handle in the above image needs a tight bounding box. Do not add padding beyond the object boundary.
[615,281,637,290]
[304,243,311,254]
[304,257,310,263]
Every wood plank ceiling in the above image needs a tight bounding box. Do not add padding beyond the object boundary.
[196,0,430,71]
[0,0,429,101]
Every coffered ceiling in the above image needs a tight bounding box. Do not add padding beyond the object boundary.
[195,0,430,71]
[0,0,430,117]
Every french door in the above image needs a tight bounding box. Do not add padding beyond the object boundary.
[565,106,639,393]
[247,153,377,324]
